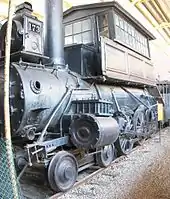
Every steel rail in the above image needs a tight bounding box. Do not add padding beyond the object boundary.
[49,134,157,199]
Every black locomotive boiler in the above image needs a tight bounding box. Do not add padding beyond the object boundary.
[0,0,160,192]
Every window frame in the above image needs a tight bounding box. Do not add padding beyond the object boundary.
[96,10,114,41]
[64,17,94,46]
[113,10,150,59]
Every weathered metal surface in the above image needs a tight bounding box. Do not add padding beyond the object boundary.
[44,0,65,67]
[70,114,119,149]
[48,151,78,192]
[0,2,44,57]
[0,63,77,137]
[101,37,155,86]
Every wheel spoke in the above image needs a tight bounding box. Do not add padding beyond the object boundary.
[115,137,134,156]
[96,144,115,168]
[48,151,78,192]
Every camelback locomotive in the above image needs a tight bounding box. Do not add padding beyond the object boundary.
[0,0,161,193]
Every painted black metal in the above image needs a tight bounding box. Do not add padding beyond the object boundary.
[0,55,157,150]
[64,44,100,77]
[0,2,44,63]
[72,99,114,116]
[70,114,119,149]
[0,62,76,139]
[48,151,78,192]
[44,0,65,67]
[41,136,69,153]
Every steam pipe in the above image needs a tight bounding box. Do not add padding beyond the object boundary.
[44,0,65,68]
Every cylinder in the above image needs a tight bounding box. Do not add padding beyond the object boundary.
[44,0,65,67]
[70,114,119,149]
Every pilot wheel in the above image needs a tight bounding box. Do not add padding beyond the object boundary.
[96,144,115,168]
[48,151,78,192]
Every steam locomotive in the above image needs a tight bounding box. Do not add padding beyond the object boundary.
[0,1,160,192]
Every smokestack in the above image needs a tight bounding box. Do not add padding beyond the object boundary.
[44,0,65,68]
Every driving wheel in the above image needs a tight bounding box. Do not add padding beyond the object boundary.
[114,136,134,156]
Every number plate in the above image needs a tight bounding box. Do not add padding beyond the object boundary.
[28,22,41,34]
[24,16,43,54]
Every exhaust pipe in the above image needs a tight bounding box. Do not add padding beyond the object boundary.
[44,0,65,68]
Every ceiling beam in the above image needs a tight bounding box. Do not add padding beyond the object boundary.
[131,0,149,5]
[130,0,170,44]
[155,22,170,29]
[143,1,170,37]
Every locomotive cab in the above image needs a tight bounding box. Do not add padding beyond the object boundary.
[64,1,156,87]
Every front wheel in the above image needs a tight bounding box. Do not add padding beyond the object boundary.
[48,151,78,192]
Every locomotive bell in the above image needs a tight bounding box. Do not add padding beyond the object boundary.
[0,2,43,57]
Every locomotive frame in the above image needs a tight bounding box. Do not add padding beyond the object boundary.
[0,0,162,193]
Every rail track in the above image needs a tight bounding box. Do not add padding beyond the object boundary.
[51,131,162,198]
[21,130,162,199]
[21,151,127,199]
[49,155,126,199]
